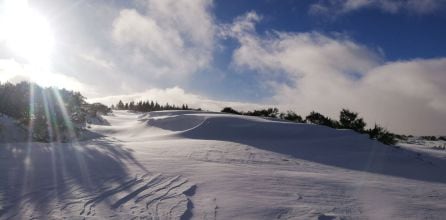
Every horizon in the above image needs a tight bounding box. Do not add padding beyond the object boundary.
[1,0,446,135]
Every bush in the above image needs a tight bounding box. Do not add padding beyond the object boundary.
[339,109,366,133]
[0,81,95,142]
[367,124,397,145]
[221,107,241,115]
[86,103,111,116]
[279,111,304,123]
[305,111,339,128]
[245,108,279,118]
[394,134,408,141]
[421,136,438,141]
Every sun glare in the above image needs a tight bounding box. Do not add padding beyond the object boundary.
[0,0,54,68]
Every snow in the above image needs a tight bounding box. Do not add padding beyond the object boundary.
[1,110,445,219]
[0,114,27,143]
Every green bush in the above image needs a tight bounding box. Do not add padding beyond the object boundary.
[367,124,397,145]
[279,111,304,123]
[0,81,88,142]
[339,109,366,133]
[221,107,241,115]
[305,111,339,128]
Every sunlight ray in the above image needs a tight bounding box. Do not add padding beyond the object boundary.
[41,89,55,142]
[50,88,92,188]
[50,88,76,140]
[21,82,36,197]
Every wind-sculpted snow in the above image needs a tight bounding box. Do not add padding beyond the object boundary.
[1,110,446,219]
[0,139,195,219]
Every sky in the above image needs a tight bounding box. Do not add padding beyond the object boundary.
[0,0,445,135]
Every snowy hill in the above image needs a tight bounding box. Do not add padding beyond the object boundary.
[0,114,27,143]
[0,110,445,219]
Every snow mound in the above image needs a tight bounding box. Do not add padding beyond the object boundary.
[145,114,205,132]
[139,110,361,141]
[138,111,446,185]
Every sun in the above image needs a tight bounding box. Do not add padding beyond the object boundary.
[0,0,54,68]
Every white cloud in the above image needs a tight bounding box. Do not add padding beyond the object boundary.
[228,12,446,135]
[0,0,217,97]
[88,86,266,112]
[310,0,445,16]
[112,0,215,78]
[0,59,89,92]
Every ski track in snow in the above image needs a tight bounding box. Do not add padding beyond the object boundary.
[1,110,446,219]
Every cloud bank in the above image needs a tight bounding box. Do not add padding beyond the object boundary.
[226,12,446,135]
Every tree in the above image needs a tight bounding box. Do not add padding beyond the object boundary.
[305,111,339,128]
[87,103,111,115]
[0,81,94,142]
[279,111,304,123]
[117,100,124,110]
[367,124,397,145]
[246,108,279,118]
[339,109,366,133]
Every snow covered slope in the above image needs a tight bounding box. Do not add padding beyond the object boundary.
[1,110,445,219]
[0,114,27,143]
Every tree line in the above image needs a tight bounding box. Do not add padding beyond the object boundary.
[0,81,110,142]
[221,107,398,145]
[113,100,192,112]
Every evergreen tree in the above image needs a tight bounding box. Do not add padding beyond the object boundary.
[117,100,124,110]
[339,109,366,133]
[367,124,397,145]
[279,111,304,122]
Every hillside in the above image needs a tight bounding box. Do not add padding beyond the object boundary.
[0,110,445,219]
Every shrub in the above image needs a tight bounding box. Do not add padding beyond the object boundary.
[221,107,241,115]
[86,103,111,115]
[305,111,339,128]
[245,108,279,118]
[339,109,366,133]
[0,81,95,142]
[421,136,438,141]
[279,111,304,123]
[367,124,397,145]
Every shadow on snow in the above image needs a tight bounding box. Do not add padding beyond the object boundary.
[177,116,446,184]
[0,135,146,218]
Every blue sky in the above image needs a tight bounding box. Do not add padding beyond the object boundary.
[188,0,446,102]
[0,0,446,135]
[213,0,446,60]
